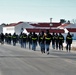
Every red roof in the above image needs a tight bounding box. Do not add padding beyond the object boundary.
[60,23,69,27]
[4,22,61,28]
[57,23,70,29]
[67,28,76,32]
[26,22,63,33]
[5,22,23,27]
[61,24,69,27]
[49,29,64,33]
[26,28,64,33]
[30,22,61,28]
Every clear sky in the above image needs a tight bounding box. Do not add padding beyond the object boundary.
[0,0,76,24]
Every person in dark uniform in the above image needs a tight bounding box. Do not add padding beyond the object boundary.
[66,32,72,52]
[5,33,9,44]
[19,32,23,47]
[38,32,41,46]
[0,33,4,44]
[12,33,17,46]
[55,33,59,50]
[45,30,52,54]
[52,32,56,49]
[32,32,38,51]
[28,32,32,49]
[22,33,27,48]
[58,33,64,50]
[8,33,12,44]
[38,31,45,53]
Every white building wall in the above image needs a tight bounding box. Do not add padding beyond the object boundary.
[15,25,22,35]
[15,22,34,35]
[3,26,15,35]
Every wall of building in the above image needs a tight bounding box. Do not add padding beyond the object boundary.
[15,22,34,35]
[3,26,15,35]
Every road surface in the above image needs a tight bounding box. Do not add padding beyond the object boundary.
[0,43,76,75]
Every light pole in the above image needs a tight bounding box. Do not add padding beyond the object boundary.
[50,18,53,26]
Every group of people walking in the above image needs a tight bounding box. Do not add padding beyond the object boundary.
[0,29,73,54]
[38,30,72,54]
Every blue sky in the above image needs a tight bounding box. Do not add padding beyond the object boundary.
[0,0,76,24]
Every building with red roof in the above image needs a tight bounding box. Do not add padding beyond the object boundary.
[3,22,62,35]
[26,22,63,33]
[3,21,76,39]
[3,22,34,35]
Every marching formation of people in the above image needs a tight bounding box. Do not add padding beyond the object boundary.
[0,29,73,54]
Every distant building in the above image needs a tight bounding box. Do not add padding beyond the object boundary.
[26,22,62,33]
[3,21,76,40]
[26,22,76,40]
[3,22,34,35]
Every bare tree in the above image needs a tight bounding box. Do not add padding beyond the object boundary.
[60,19,66,23]
[1,23,7,26]
[71,19,76,24]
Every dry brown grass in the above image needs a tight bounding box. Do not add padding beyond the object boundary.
[63,46,76,51]
[72,47,76,51]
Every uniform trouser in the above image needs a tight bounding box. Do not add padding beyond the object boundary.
[8,40,11,44]
[1,40,4,44]
[29,42,32,49]
[5,38,8,44]
[23,42,26,48]
[32,42,37,51]
[55,42,58,49]
[40,43,45,53]
[52,42,55,49]
[66,43,71,51]
[19,40,23,47]
[45,44,50,52]
[13,41,16,46]
[59,42,63,50]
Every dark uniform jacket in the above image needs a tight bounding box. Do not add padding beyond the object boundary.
[12,34,17,42]
[66,34,72,44]
[59,34,64,44]
[52,34,56,43]
[28,33,32,43]
[39,34,45,44]
[45,34,52,44]
[23,33,27,42]
[55,34,59,43]
[32,34,38,43]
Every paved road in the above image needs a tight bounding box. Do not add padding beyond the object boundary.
[0,44,76,75]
